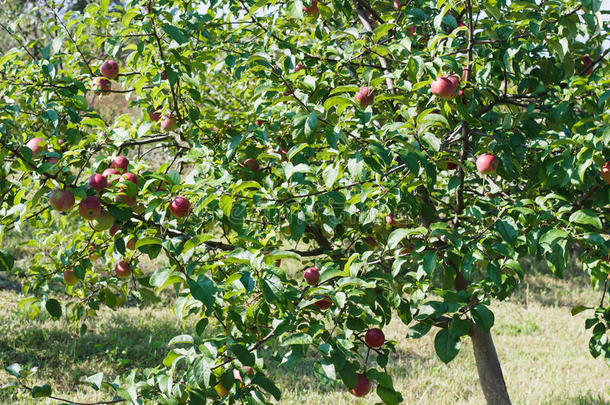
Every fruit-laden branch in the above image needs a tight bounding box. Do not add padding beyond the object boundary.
[0,137,59,181]
[352,0,397,107]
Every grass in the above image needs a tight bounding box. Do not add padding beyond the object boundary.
[0,268,608,405]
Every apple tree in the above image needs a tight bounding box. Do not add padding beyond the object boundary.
[0,0,609,404]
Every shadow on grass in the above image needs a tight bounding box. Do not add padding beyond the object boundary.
[0,311,181,389]
[546,393,610,405]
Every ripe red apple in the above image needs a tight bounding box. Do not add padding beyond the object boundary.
[364,236,377,248]
[580,55,593,75]
[46,156,59,164]
[49,189,75,212]
[292,62,306,73]
[430,75,460,99]
[100,60,119,79]
[94,77,111,94]
[303,0,318,15]
[110,156,129,172]
[26,137,47,157]
[126,237,136,250]
[159,69,167,80]
[354,86,374,108]
[602,161,610,185]
[103,168,121,179]
[79,196,101,220]
[88,174,109,192]
[364,328,385,348]
[313,296,332,310]
[115,260,131,279]
[350,373,371,397]
[160,115,177,131]
[303,267,320,285]
[170,196,190,218]
[109,224,120,236]
[91,210,115,231]
[149,109,162,122]
[122,172,138,185]
[393,0,403,9]
[63,269,78,285]
[385,213,398,226]
[243,158,260,171]
[476,153,498,174]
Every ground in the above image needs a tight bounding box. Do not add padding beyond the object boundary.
[0,267,608,404]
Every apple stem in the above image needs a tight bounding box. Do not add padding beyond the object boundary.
[364,347,371,370]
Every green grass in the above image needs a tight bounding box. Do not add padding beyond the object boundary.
[0,270,608,405]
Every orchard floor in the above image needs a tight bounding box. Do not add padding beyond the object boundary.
[0,273,608,405]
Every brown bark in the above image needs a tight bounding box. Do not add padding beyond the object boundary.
[470,325,512,405]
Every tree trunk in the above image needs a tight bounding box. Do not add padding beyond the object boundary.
[470,325,512,405]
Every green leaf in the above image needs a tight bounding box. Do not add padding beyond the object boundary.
[85,372,103,390]
[45,299,62,318]
[219,195,234,217]
[188,275,216,309]
[387,227,427,249]
[161,24,189,44]
[496,218,518,244]
[168,334,194,346]
[471,305,495,333]
[230,343,255,366]
[5,363,21,378]
[281,332,313,346]
[135,237,162,249]
[31,384,52,398]
[377,384,403,404]
[571,305,591,316]
[407,320,433,338]
[305,111,318,135]
[253,375,281,400]
[0,250,14,272]
[434,329,461,363]
[569,210,602,230]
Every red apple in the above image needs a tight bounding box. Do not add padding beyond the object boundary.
[430,75,460,99]
[110,156,129,172]
[214,383,228,398]
[602,161,610,185]
[170,196,190,218]
[149,109,162,122]
[126,237,136,250]
[91,210,115,231]
[49,189,75,212]
[292,62,306,73]
[364,328,385,348]
[243,158,260,171]
[89,246,100,261]
[160,115,177,131]
[304,267,320,285]
[94,77,111,94]
[63,269,78,285]
[476,153,498,174]
[159,69,167,80]
[122,172,138,185]
[393,0,403,9]
[103,168,121,179]
[100,60,119,79]
[580,55,593,75]
[350,373,371,397]
[364,236,377,248]
[313,296,332,310]
[115,260,131,279]
[354,86,374,108]
[26,137,47,157]
[88,174,109,192]
[385,213,397,226]
[79,196,101,220]
[109,224,120,236]
[407,26,416,35]
[303,0,318,15]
